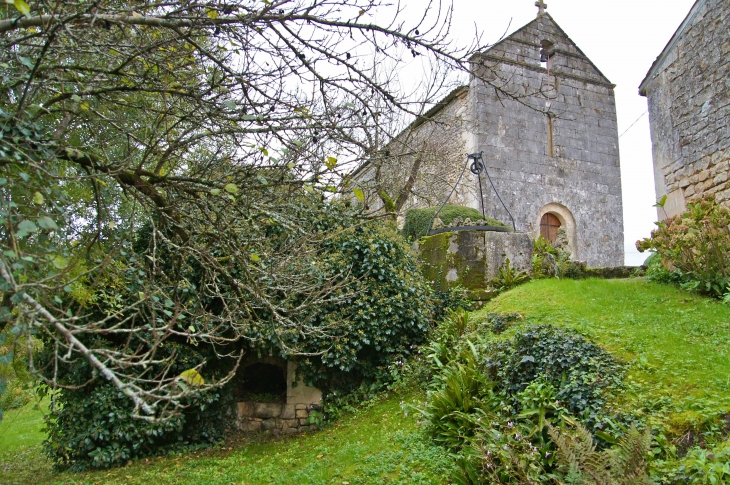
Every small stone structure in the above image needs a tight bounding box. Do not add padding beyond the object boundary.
[639,0,730,218]
[417,228,533,300]
[235,356,322,434]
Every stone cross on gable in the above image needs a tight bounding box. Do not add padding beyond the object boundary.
[535,0,548,15]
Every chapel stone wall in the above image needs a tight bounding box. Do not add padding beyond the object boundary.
[470,15,624,267]
[641,0,730,217]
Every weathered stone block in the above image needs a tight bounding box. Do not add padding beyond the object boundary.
[295,409,309,419]
[260,419,277,431]
[237,402,254,418]
[254,402,282,419]
[283,419,299,428]
[418,230,533,296]
[299,418,310,426]
[281,404,297,419]
[295,404,307,411]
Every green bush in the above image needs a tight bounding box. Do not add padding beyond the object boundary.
[42,338,232,471]
[637,196,730,298]
[283,222,433,393]
[486,325,625,429]
[431,286,474,323]
[401,205,509,241]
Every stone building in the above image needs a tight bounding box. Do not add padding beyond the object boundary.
[234,356,322,434]
[639,0,730,219]
[353,7,625,267]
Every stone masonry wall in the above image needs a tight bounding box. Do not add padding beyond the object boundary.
[418,230,533,300]
[237,401,321,435]
[236,360,322,435]
[470,14,625,267]
[641,0,730,217]
[355,87,478,216]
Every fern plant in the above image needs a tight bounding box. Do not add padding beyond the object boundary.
[548,420,652,485]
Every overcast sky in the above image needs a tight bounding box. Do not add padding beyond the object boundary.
[387,0,697,265]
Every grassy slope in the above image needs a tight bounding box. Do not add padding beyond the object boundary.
[476,278,730,435]
[2,278,730,484]
[0,391,454,485]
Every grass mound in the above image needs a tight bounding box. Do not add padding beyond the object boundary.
[479,278,730,443]
[401,205,509,241]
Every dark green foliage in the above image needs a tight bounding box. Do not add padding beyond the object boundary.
[431,286,473,323]
[287,222,433,393]
[486,325,624,428]
[483,312,522,335]
[491,258,531,291]
[420,346,499,450]
[531,235,561,279]
[401,205,509,242]
[637,196,730,299]
[42,339,232,471]
[558,260,588,280]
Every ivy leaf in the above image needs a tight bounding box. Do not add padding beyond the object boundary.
[37,216,58,230]
[17,220,38,233]
[210,188,221,196]
[287,162,295,169]
[80,101,90,110]
[33,191,44,205]
[0,352,13,365]
[224,183,238,194]
[250,253,261,262]
[259,147,269,157]
[179,369,205,387]
[206,8,218,19]
[51,255,68,270]
[223,100,236,110]
[353,188,365,202]
[14,0,30,17]
[256,174,268,186]
[18,56,34,69]
[303,184,314,194]
[325,156,337,171]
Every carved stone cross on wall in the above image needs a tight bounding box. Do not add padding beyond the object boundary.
[535,0,548,15]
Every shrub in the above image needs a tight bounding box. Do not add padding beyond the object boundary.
[421,346,499,450]
[42,338,232,471]
[637,196,730,298]
[491,258,531,291]
[279,222,433,393]
[401,205,509,241]
[531,235,561,279]
[486,325,625,430]
[432,286,474,323]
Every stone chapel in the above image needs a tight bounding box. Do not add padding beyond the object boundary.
[353,6,625,267]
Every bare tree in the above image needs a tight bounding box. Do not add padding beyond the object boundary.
[0,0,499,420]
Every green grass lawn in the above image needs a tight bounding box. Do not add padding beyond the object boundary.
[2,278,730,484]
[477,277,730,436]
[0,391,454,485]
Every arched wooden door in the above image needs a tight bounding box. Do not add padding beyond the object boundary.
[540,213,561,244]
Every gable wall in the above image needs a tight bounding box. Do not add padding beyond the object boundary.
[357,89,477,213]
[642,0,730,217]
[470,16,624,267]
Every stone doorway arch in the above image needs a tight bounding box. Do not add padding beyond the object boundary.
[536,203,577,258]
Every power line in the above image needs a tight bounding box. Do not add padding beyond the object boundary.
[619,111,648,138]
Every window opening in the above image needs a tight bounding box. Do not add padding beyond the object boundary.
[239,363,287,402]
[547,115,554,157]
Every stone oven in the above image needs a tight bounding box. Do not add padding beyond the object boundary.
[234,355,322,434]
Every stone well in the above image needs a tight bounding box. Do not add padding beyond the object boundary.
[417,229,533,300]
[234,356,322,434]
